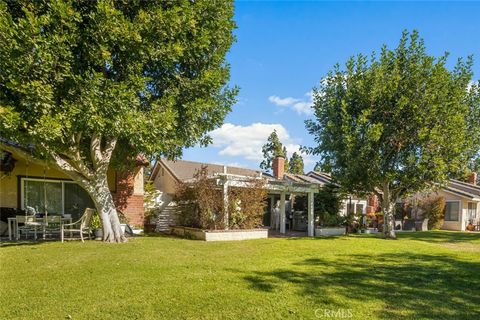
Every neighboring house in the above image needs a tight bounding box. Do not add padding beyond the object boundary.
[150,157,321,235]
[149,156,372,234]
[304,171,373,217]
[412,174,480,231]
[149,158,265,231]
[0,139,147,231]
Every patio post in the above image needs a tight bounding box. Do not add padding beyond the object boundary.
[269,196,275,228]
[223,181,229,230]
[308,191,314,237]
[280,192,286,234]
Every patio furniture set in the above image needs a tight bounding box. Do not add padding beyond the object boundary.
[7,207,95,242]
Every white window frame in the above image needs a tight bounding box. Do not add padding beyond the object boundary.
[444,200,461,222]
[20,177,78,214]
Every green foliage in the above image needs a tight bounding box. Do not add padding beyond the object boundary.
[305,30,480,216]
[313,162,323,172]
[294,183,345,226]
[289,152,304,174]
[143,180,159,222]
[0,0,237,166]
[90,211,101,230]
[174,167,224,230]
[174,167,267,229]
[260,130,288,172]
[228,181,267,229]
[420,196,446,230]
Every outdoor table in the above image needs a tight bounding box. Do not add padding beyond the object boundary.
[7,216,72,240]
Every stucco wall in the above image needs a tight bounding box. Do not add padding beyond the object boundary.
[1,153,144,226]
[0,160,69,208]
[420,189,479,231]
[153,163,179,195]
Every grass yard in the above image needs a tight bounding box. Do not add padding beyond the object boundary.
[1,231,479,320]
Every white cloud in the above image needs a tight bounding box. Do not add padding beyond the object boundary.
[209,123,316,168]
[268,91,314,115]
[268,96,300,106]
[210,123,292,161]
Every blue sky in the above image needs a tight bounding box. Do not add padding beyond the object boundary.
[182,1,480,172]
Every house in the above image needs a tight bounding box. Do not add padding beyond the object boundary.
[304,171,374,217]
[149,156,373,235]
[0,139,147,234]
[149,156,320,236]
[413,174,479,231]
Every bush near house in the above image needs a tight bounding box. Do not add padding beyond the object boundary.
[174,167,267,230]
[420,196,446,230]
[295,183,346,227]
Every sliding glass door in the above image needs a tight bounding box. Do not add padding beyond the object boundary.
[21,178,94,221]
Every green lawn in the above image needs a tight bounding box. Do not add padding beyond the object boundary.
[1,232,479,320]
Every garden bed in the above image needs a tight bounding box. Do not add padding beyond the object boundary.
[170,226,268,241]
[315,227,346,237]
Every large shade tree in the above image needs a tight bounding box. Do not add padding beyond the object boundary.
[305,30,480,239]
[0,0,237,242]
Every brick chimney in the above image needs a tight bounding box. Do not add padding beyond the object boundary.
[272,156,285,179]
[469,172,478,185]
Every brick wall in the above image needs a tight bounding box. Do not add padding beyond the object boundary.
[367,194,379,215]
[112,168,145,227]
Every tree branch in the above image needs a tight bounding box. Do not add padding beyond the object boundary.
[90,133,103,170]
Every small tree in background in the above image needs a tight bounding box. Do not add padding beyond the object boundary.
[260,130,288,172]
[305,30,480,239]
[289,152,305,174]
[420,196,446,230]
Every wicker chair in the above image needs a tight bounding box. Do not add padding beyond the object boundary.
[61,208,95,243]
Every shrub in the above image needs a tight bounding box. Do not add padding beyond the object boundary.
[228,180,267,229]
[294,182,346,227]
[91,212,101,230]
[174,167,267,230]
[174,167,224,230]
[420,196,446,230]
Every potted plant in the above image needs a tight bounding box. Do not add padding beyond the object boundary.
[91,212,103,240]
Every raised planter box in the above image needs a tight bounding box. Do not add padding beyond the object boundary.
[170,226,268,241]
[315,227,345,237]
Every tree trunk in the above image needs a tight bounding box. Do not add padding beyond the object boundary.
[381,183,397,239]
[89,177,127,243]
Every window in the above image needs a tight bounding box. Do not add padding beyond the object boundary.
[347,203,354,214]
[21,178,94,221]
[356,203,364,215]
[444,201,460,221]
[467,202,477,221]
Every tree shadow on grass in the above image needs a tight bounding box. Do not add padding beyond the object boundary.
[0,239,54,248]
[394,231,480,244]
[238,252,480,319]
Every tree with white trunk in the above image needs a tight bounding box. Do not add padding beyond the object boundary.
[0,0,237,242]
[305,30,480,239]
